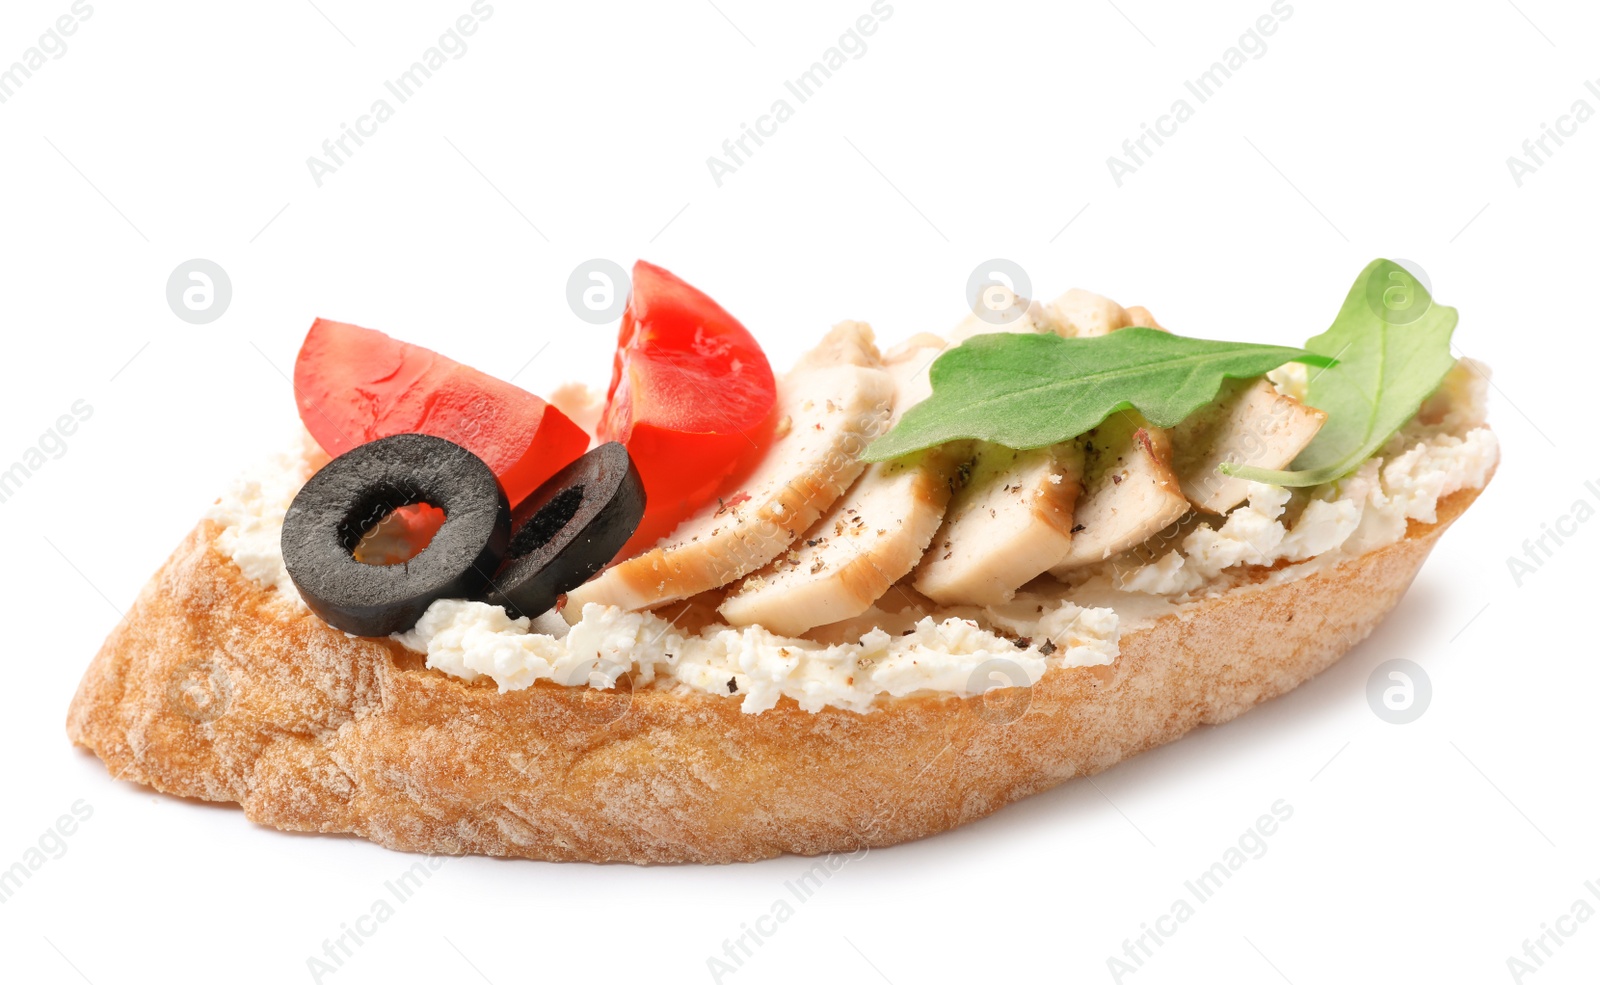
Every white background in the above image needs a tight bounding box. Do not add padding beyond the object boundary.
[1,0,1595,982]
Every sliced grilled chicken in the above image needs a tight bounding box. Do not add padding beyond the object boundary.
[913,442,1085,606]
[1050,411,1190,574]
[1105,304,1324,515]
[1125,305,1164,330]
[1170,377,1328,514]
[946,287,1062,344]
[899,289,1083,607]
[563,322,895,616]
[1046,288,1131,338]
[719,340,957,635]
[934,287,1190,588]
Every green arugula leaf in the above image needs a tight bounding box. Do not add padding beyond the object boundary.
[1221,259,1457,487]
[861,328,1332,462]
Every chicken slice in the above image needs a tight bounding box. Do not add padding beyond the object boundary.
[894,288,1086,607]
[1106,304,1324,515]
[719,339,957,635]
[934,287,1177,588]
[563,322,895,616]
[1124,305,1164,330]
[946,287,1063,344]
[1050,412,1190,574]
[1169,377,1328,514]
[913,441,1085,606]
[1046,288,1132,338]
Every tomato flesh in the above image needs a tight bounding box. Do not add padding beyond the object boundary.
[598,261,777,550]
[352,503,447,566]
[294,319,588,507]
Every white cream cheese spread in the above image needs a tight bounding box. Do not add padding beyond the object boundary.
[396,597,1119,714]
[207,361,1495,714]
[206,434,315,604]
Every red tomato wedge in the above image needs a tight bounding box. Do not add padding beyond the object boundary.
[598,261,777,551]
[294,319,588,507]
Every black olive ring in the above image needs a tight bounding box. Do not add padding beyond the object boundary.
[282,434,510,637]
[485,442,646,619]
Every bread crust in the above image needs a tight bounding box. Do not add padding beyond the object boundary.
[66,483,1484,864]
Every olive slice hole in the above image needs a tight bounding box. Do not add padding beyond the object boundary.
[507,484,585,558]
[352,502,448,567]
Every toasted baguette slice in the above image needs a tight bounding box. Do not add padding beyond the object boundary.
[66,474,1487,864]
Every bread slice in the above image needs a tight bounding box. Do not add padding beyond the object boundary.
[64,472,1488,864]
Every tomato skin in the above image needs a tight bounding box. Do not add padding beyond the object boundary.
[598,262,777,550]
[294,319,588,507]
